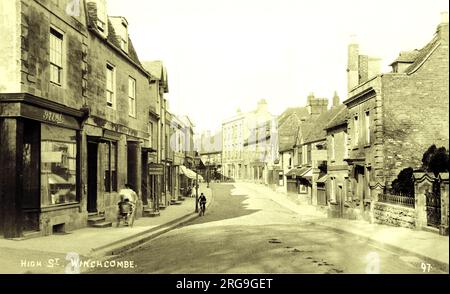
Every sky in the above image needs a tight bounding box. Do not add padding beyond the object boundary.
[107,0,449,134]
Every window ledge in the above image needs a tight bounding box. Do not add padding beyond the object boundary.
[41,202,80,212]
[364,144,371,148]
[329,200,338,205]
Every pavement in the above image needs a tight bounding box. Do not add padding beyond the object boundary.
[236,182,449,272]
[0,183,213,274]
[1,181,447,273]
[90,183,446,274]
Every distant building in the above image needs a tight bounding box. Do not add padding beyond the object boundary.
[222,99,273,180]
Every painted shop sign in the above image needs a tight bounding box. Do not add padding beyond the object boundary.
[21,104,80,130]
[149,163,164,175]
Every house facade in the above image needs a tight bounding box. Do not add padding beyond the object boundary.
[222,99,273,181]
[344,15,449,223]
[0,0,173,238]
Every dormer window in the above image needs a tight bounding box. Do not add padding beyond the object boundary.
[120,22,128,52]
[110,17,129,53]
[95,0,107,32]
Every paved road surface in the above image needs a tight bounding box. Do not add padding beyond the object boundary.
[90,183,444,274]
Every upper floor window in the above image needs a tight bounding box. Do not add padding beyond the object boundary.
[330,134,335,161]
[128,77,136,117]
[353,116,359,146]
[148,122,153,148]
[50,28,63,85]
[365,111,370,144]
[106,64,115,108]
[302,145,308,165]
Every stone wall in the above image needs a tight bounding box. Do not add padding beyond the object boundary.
[382,23,449,186]
[373,202,416,229]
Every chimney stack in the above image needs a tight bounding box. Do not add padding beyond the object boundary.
[438,11,449,43]
[332,91,340,108]
[347,35,359,92]
[307,93,328,116]
[256,99,268,113]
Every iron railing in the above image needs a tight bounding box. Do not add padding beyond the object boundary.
[378,194,415,208]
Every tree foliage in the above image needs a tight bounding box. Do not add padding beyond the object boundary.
[422,145,449,176]
[390,167,414,197]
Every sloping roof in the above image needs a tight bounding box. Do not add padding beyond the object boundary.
[303,105,346,143]
[405,33,441,74]
[286,167,311,178]
[325,106,349,130]
[278,107,309,127]
[316,174,328,183]
[142,61,169,92]
[389,50,420,65]
[278,107,309,152]
[85,4,146,72]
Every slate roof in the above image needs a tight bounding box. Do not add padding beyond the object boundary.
[324,106,349,130]
[389,50,420,65]
[405,33,441,74]
[277,107,310,152]
[86,3,145,71]
[302,105,346,144]
[142,61,169,92]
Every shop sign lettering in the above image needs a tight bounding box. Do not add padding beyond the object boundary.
[43,110,64,124]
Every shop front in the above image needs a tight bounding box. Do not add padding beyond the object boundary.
[148,162,164,211]
[0,93,87,238]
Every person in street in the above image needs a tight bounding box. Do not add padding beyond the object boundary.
[119,183,137,205]
[198,192,207,216]
[116,195,134,227]
[118,184,138,226]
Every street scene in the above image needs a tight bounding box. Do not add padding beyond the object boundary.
[91,183,447,274]
[0,0,449,276]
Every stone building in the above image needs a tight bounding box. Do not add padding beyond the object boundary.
[242,118,277,184]
[282,94,328,200]
[198,130,223,182]
[277,107,310,192]
[324,106,351,218]
[289,99,343,206]
[344,13,449,223]
[142,60,169,213]
[222,99,273,181]
[0,0,160,238]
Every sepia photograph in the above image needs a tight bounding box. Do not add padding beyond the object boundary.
[0,0,449,286]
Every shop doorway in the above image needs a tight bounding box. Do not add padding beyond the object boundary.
[22,120,40,232]
[127,141,138,192]
[87,142,98,213]
[141,152,149,206]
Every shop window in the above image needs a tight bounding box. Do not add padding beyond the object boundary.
[41,124,78,206]
[104,141,117,192]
